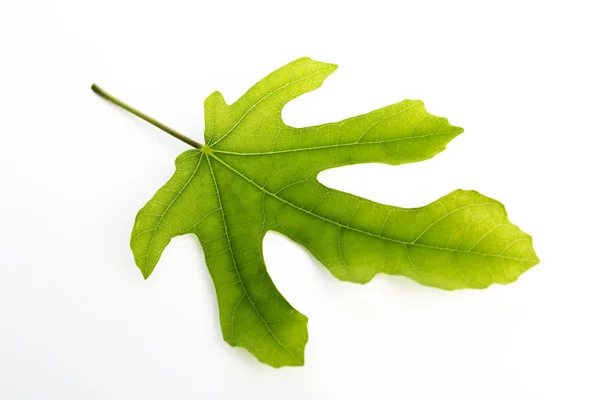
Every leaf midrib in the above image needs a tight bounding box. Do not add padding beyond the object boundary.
[211,130,463,156]
[138,153,204,276]
[206,155,301,364]
[209,153,536,263]
[210,63,336,148]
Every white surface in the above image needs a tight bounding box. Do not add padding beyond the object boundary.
[1,1,599,399]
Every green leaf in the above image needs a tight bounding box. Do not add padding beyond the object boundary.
[128,57,539,367]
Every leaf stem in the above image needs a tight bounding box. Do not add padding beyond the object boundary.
[91,84,203,149]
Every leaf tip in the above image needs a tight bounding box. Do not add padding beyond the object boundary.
[524,233,541,265]
[300,57,338,74]
[136,261,153,280]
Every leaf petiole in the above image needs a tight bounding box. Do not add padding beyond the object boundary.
[91,84,203,149]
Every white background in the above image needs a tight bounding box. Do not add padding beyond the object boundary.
[1,1,599,399]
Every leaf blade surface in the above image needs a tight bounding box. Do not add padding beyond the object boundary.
[130,57,539,367]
